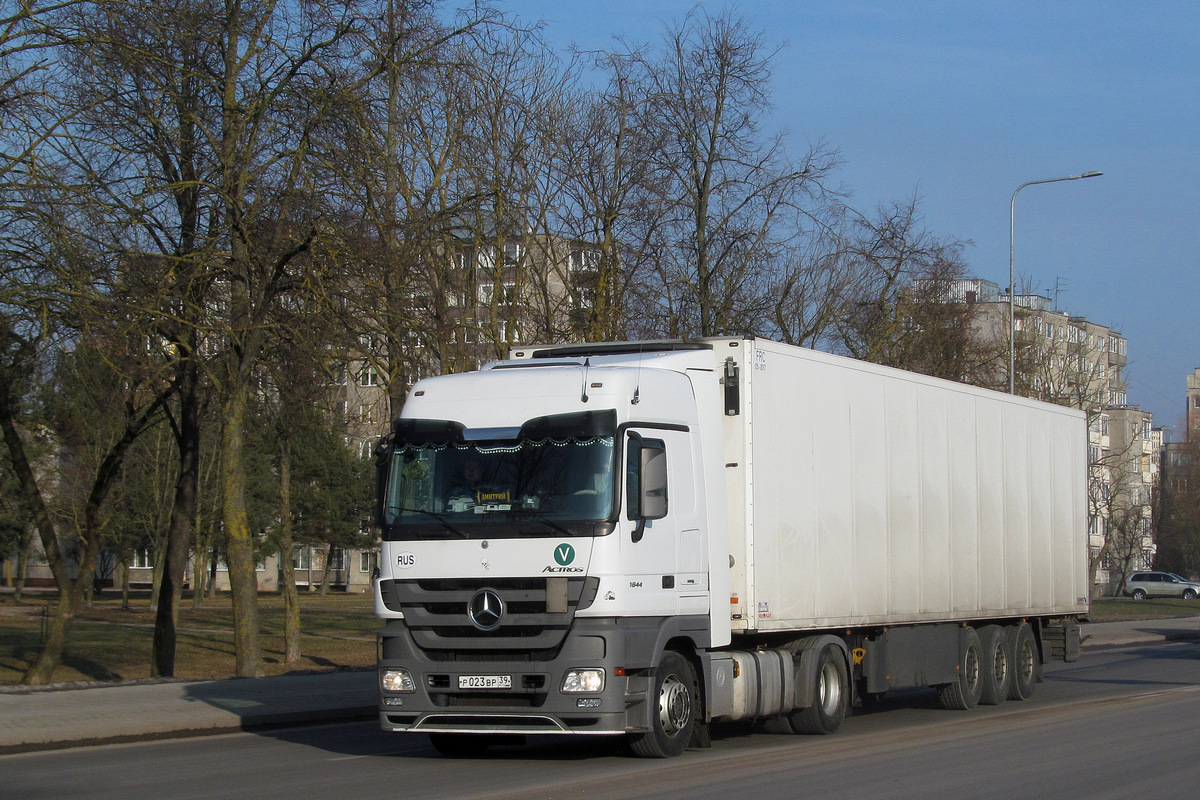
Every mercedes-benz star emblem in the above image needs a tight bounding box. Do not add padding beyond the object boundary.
[468,588,504,630]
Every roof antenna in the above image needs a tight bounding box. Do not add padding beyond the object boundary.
[632,344,643,405]
[581,357,591,403]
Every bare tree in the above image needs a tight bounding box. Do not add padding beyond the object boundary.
[1157,439,1200,579]
[631,8,836,338]
[834,195,980,379]
[552,45,663,342]
[1086,416,1155,596]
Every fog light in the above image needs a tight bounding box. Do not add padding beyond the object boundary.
[561,668,605,693]
[382,669,416,693]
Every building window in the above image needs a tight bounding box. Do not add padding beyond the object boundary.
[133,549,152,569]
[293,546,312,570]
[569,249,599,272]
[217,558,267,572]
[359,366,379,387]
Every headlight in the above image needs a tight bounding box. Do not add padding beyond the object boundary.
[382,669,416,693]
[561,668,605,693]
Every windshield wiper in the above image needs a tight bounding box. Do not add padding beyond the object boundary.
[513,511,578,537]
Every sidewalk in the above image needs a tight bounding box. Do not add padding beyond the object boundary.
[1,616,1196,754]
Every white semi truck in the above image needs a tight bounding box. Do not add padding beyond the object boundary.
[373,337,1088,757]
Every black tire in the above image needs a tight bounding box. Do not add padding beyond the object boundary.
[429,733,490,757]
[1131,588,1147,600]
[938,626,982,710]
[1183,589,1197,600]
[978,625,1010,705]
[1006,622,1038,701]
[789,644,849,735]
[628,651,698,758]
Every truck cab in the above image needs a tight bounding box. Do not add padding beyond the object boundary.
[374,344,729,756]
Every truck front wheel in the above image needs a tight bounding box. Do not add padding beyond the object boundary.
[789,644,849,735]
[629,652,698,758]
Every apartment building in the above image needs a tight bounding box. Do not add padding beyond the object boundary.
[946,279,1152,594]
[341,231,606,457]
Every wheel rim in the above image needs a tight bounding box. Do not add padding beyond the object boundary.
[992,643,1009,689]
[964,645,981,693]
[817,659,843,716]
[1016,637,1035,684]
[658,672,692,737]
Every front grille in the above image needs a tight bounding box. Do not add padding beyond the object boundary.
[382,576,599,652]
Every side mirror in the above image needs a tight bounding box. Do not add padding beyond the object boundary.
[640,443,668,521]
[628,435,667,543]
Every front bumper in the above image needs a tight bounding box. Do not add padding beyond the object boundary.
[377,617,641,736]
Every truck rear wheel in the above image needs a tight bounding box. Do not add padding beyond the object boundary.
[978,625,1010,705]
[1006,623,1038,701]
[789,644,849,735]
[629,651,698,758]
[938,626,982,710]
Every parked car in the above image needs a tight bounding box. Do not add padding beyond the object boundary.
[1122,571,1200,600]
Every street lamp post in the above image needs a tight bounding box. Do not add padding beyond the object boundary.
[1008,171,1103,394]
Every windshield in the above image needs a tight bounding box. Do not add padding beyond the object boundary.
[380,412,617,540]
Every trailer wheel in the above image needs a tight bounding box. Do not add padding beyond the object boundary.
[938,626,982,710]
[629,651,698,758]
[789,644,849,735]
[1006,623,1038,701]
[978,625,1010,705]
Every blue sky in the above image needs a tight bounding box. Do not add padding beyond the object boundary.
[502,0,1200,435]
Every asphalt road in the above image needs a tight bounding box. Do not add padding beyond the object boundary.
[4,640,1198,800]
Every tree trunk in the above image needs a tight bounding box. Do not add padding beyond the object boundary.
[14,536,28,602]
[222,381,263,677]
[148,545,165,611]
[192,524,208,608]
[319,542,334,597]
[120,559,130,610]
[25,588,83,684]
[278,440,301,663]
[207,548,219,600]
[153,352,200,676]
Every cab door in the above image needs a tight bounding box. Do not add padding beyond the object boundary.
[621,428,706,615]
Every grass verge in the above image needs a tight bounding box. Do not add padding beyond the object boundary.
[1087,597,1200,623]
[0,589,377,686]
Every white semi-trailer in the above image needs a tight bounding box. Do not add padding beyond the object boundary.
[374,337,1088,757]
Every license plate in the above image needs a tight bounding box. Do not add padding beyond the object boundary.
[458,675,512,690]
